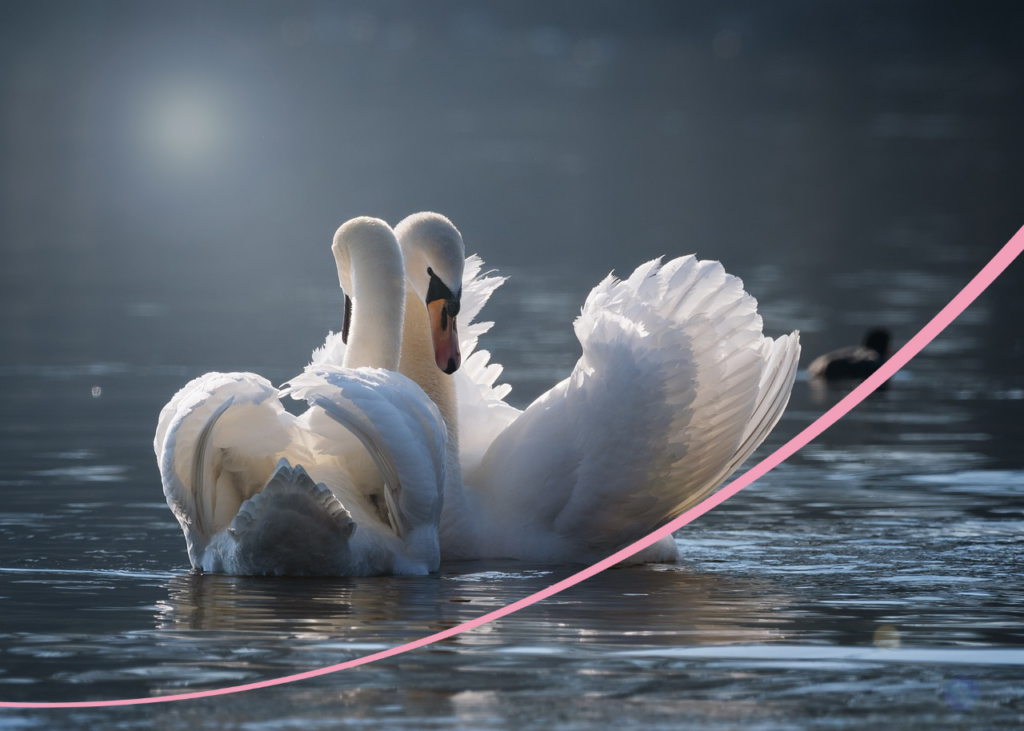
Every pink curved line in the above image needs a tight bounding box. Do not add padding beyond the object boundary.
[3,224,1021,710]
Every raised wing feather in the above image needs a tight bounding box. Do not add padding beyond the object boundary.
[473,257,800,561]
[157,372,297,565]
[453,254,521,474]
[207,459,357,576]
[160,367,448,575]
[310,330,347,368]
[283,366,448,540]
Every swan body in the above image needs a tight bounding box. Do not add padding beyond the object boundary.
[155,218,447,576]
[395,212,801,564]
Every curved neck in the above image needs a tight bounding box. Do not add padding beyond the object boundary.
[400,283,477,555]
[341,241,406,371]
[399,285,459,445]
[400,284,462,506]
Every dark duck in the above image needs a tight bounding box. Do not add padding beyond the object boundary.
[808,328,892,382]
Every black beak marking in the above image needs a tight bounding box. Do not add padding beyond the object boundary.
[426,267,461,327]
[341,294,352,344]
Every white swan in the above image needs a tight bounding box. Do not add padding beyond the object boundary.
[393,212,801,564]
[154,217,447,576]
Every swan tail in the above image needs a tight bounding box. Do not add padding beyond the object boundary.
[476,256,800,560]
[283,367,446,566]
[202,459,357,576]
[156,372,296,566]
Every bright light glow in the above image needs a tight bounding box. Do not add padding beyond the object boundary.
[138,82,228,173]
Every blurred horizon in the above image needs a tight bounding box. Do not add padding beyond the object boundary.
[1,0,1022,374]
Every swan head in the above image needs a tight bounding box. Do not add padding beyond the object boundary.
[331,216,404,347]
[395,212,465,375]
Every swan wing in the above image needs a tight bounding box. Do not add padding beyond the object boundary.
[309,330,347,368]
[473,256,800,560]
[283,366,447,549]
[205,458,358,576]
[157,372,299,566]
[455,254,521,473]
[708,330,801,494]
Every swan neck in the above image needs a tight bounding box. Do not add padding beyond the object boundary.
[341,242,406,371]
[399,284,460,455]
[398,283,473,554]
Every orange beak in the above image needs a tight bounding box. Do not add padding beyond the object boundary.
[427,299,461,374]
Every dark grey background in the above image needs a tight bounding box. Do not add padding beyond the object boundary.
[2,0,1022,374]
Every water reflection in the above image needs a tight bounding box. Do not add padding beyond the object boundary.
[156,573,446,637]
[0,562,797,703]
[159,573,360,633]
[155,562,795,651]
[1,247,1022,715]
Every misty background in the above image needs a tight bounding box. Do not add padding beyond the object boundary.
[1,0,1022,390]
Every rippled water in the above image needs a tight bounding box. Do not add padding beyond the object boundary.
[2,2,1024,728]
[1,246,1023,728]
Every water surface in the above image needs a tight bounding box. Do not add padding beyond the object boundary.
[1,1,1023,728]
[1,252,1023,728]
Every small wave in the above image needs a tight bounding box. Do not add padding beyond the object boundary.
[615,644,1024,667]
[31,465,130,483]
[447,570,553,583]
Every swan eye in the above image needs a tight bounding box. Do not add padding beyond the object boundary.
[425,267,461,313]
[426,268,461,333]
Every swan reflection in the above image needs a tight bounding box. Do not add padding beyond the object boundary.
[155,560,795,651]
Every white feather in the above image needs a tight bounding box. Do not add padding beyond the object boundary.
[402,242,801,564]
[156,217,448,576]
[156,367,448,576]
